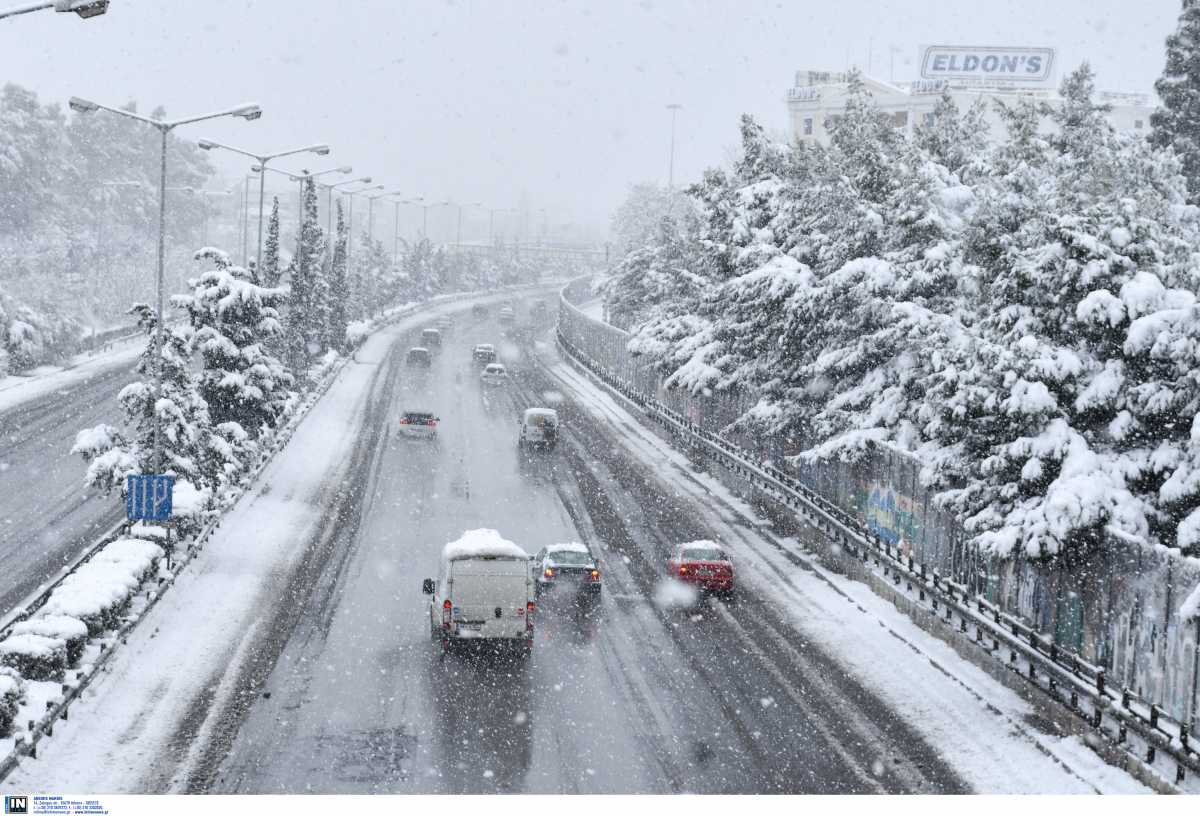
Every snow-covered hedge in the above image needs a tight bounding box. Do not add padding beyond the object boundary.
[0,666,23,737]
[42,537,163,635]
[0,633,67,682]
[10,615,88,667]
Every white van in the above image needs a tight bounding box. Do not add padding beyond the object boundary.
[422,529,534,657]
[519,407,559,449]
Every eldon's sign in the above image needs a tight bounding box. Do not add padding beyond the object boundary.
[920,45,1054,84]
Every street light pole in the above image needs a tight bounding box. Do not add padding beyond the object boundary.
[344,184,384,269]
[69,95,262,474]
[196,139,330,281]
[319,176,373,246]
[666,103,682,190]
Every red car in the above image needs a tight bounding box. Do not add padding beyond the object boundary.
[668,541,734,597]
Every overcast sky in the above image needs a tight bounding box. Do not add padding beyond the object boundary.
[6,0,1184,240]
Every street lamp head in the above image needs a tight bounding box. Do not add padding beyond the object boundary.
[68,96,99,114]
[336,165,353,174]
[197,139,217,151]
[232,104,263,121]
[54,0,108,19]
[310,144,331,156]
[358,177,372,184]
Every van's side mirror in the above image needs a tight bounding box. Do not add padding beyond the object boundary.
[422,578,435,595]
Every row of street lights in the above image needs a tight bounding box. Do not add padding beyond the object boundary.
[66,92,525,475]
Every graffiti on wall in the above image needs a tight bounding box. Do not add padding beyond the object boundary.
[865,482,921,551]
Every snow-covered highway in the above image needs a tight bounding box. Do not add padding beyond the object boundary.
[4,294,1149,794]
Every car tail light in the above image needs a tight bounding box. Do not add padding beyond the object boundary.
[526,601,535,634]
[399,418,409,425]
[428,420,438,427]
[679,565,688,576]
[543,568,554,579]
[442,599,452,630]
[588,569,600,582]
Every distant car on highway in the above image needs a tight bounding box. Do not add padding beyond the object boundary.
[519,407,558,450]
[472,343,497,365]
[480,362,508,386]
[472,303,488,318]
[668,540,734,598]
[421,327,442,349]
[532,542,601,604]
[399,410,439,439]
[406,347,432,367]
[423,529,534,658]
[499,305,515,324]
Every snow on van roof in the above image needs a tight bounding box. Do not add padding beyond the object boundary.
[442,528,528,561]
[681,539,723,552]
[548,542,589,553]
[524,407,558,419]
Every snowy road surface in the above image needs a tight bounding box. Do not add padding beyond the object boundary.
[0,355,135,613]
[7,296,1148,793]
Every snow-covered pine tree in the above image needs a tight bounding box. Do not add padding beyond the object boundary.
[912,90,989,178]
[1152,0,1200,203]
[260,197,282,287]
[283,177,324,372]
[325,201,349,350]
[71,303,226,500]
[176,248,293,441]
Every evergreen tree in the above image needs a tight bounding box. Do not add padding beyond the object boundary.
[71,304,227,497]
[176,248,293,439]
[1152,0,1200,203]
[260,197,282,287]
[284,177,324,371]
[325,201,349,350]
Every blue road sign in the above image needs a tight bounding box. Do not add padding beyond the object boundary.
[126,474,175,522]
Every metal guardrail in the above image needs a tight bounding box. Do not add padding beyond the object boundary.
[0,281,563,782]
[555,278,1199,790]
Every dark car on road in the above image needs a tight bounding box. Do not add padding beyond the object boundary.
[406,347,433,367]
[532,542,601,605]
[472,343,497,365]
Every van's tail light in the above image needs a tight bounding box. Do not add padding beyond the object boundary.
[679,565,689,576]
[526,601,535,635]
[399,417,409,425]
[588,569,600,582]
[442,599,452,629]
[543,568,554,579]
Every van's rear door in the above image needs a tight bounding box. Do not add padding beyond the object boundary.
[450,558,530,639]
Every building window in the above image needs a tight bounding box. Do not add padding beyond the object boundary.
[923,112,936,128]
[803,117,813,136]
[892,111,909,128]
[1134,119,1144,129]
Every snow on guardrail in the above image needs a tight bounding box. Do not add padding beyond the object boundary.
[555,276,1200,793]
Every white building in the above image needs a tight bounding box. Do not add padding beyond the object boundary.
[786,63,1154,147]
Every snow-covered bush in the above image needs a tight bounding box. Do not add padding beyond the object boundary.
[0,632,67,681]
[41,537,161,636]
[0,666,24,737]
[11,615,88,667]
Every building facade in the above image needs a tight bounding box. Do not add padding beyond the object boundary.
[786,69,1154,147]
